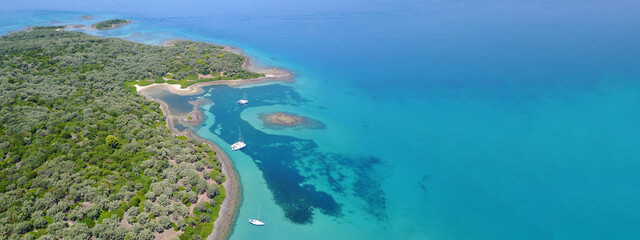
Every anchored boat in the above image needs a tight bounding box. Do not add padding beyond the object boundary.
[249,207,265,226]
[237,92,248,105]
[231,127,246,151]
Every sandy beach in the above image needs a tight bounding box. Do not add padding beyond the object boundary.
[134,64,291,97]
[134,74,289,96]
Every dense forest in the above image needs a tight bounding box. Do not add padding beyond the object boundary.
[92,19,130,30]
[0,28,249,239]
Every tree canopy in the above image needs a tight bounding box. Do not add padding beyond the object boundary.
[92,19,130,30]
[0,28,233,239]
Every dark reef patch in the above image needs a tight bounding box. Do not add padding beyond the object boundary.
[160,84,386,223]
[305,153,388,221]
[259,112,326,130]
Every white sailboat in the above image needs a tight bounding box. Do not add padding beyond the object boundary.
[249,207,265,226]
[230,127,246,151]
[237,92,248,105]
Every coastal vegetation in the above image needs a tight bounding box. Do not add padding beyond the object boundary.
[92,19,130,30]
[0,28,251,239]
[31,26,65,30]
[126,42,264,89]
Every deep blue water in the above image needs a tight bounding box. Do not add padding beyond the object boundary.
[2,0,640,239]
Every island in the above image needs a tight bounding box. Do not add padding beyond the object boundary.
[0,27,256,239]
[92,19,131,30]
[260,112,325,130]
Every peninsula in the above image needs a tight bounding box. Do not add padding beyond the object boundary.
[0,27,267,239]
[178,100,210,127]
[92,19,131,30]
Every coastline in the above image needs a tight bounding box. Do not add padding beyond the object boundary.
[178,99,210,126]
[134,69,290,96]
[183,130,241,240]
[135,41,292,96]
[161,39,186,47]
[138,88,241,240]
[134,43,291,239]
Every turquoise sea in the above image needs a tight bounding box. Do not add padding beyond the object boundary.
[2,0,640,239]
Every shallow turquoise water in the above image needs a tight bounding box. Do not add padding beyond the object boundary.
[2,1,640,239]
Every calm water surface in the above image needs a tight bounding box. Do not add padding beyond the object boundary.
[2,0,640,239]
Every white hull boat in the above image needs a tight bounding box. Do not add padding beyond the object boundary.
[249,218,264,226]
[238,92,248,105]
[231,141,246,151]
[249,207,265,226]
[231,127,246,151]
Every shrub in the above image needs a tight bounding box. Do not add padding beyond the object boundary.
[194,202,207,213]
[145,191,156,201]
[137,212,149,225]
[176,219,186,231]
[21,234,36,240]
[13,221,33,235]
[206,184,220,198]
[106,135,119,148]
[33,216,48,229]
[158,216,171,230]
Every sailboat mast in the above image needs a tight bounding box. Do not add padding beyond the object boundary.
[258,207,260,220]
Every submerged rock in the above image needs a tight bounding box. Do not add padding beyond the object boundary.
[260,112,325,130]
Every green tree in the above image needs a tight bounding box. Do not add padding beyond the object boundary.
[206,184,220,198]
[0,28,237,240]
[158,216,171,230]
[106,135,119,148]
[175,219,186,231]
[13,221,33,235]
[194,202,207,213]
